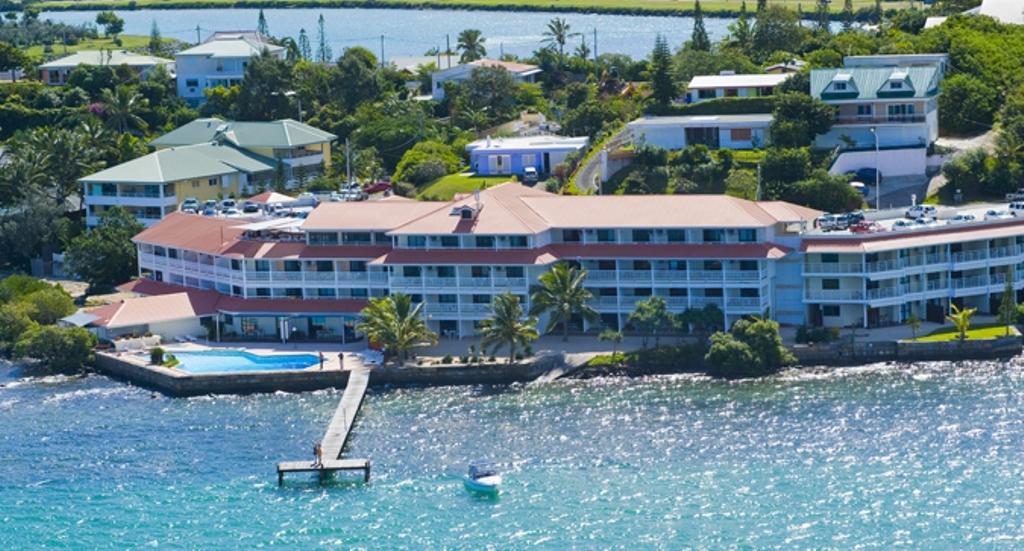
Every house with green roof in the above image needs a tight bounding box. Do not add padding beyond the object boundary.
[811,63,943,149]
[38,50,174,86]
[80,143,276,227]
[151,117,336,186]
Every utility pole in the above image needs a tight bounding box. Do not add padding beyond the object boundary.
[499,42,504,58]
[593,28,599,81]
[195,25,201,44]
[345,138,353,186]
[756,163,762,200]
[379,34,385,68]
[445,34,451,68]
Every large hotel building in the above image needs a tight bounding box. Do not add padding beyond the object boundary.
[113,183,1024,341]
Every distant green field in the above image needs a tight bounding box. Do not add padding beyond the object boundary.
[35,0,911,16]
[23,35,170,59]
[913,324,1020,343]
[418,172,509,200]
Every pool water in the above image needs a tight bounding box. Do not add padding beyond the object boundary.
[169,351,320,373]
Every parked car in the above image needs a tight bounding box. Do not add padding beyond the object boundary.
[522,166,539,184]
[181,197,200,212]
[816,214,850,231]
[849,181,868,197]
[364,181,392,195]
[913,217,939,228]
[180,206,198,215]
[242,201,260,213]
[1006,188,1024,201]
[948,213,977,224]
[846,211,865,225]
[985,209,1014,220]
[202,207,217,216]
[892,219,916,231]
[853,167,882,184]
[219,199,237,211]
[1008,202,1024,216]
[850,221,884,234]
[203,199,218,211]
[222,207,241,216]
[905,205,937,219]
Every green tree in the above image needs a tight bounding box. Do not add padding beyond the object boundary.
[946,303,977,342]
[761,147,810,186]
[999,267,1016,336]
[298,28,312,60]
[0,303,36,355]
[756,0,767,10]
[679,303,724,341]
[257,9,269,37]
[21,288,75,325]
[64,206,144,291]
[627,296,677,348]
[842,0,854,30]
[542,18,572,60]
[814,0,831,33]
[237,51,293,120]
[752,6,805,62]
[689,0,711,51]
[335,47,381,111]
[7,125,105,206]
[939,74,998,136]
[727,1,753,50]
[529,263,599,341]
[705,315,793,378]
[598,329,624,362]
[770,92,835,147]
[392,140,461,185]
[95,11,124,39]
[457,29,486,63]
[478,293,539,365]
[786,169,864,213]
[100,85,149,134]
[316,14,332,63]
[148,20,162,54]
[14,325,96,373]
[906,313,921,342]
[0,41,31,82]
[705,332,756,377]
[0,275,53,304]
[0,190,68,270]
[356,293,437,364]
[649,34,676,108]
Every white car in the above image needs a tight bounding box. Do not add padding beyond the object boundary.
[181,197,200,212]
[892,219,916,231]
[948,213,976,224]
[219,199,237,211]
[985,209,1014,220]
[913,217,940,228]
[1008,202,1024,216]
[905,205,937,219]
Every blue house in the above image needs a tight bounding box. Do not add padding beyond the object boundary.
[466,136,589,177]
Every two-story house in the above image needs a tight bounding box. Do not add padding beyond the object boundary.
[175,31,285,105]
[431,59,542,100]
[685,72,791,103]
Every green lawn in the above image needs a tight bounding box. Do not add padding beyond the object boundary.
[23,35,171,59]
[912,324,1020,343]
[36,0,911,15]
[418,172,510,201]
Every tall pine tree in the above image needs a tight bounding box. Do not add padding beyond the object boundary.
[815,0,831,33]
[874,0,882,23]
[148,20,161,54]
[650,34,676,108]
[728,0,752,50]
[690,0,711,51]
[842,0,854,30]
[316,14,332,63]
[757,0,767,11]
[298,28,312,60]
[257,9,269,37]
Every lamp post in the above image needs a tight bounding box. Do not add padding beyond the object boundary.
[869,126,880,210]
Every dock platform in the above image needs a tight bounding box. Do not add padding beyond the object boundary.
[277,367,371,484]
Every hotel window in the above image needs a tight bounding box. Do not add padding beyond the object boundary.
[283,260,301,272]
[351,261,367,272]
[342,232,371,244]
[666,229,686,243]
[232,285,242,296]
[403,266,421,277]
[475,236,495,248]
[857,105,873,116]
[890,81,903,89]
[505,267,524,277]
[185,79,199,88]
[822,279,840,290]
[407,236,427,248]
[521,153,536,168]
[740,288,759,297]
[821,253,839,263]
[437,266,455,278]
[703,260,722,271]
[739,260,758,271]
[438,294,457,303]
[725,88,739,97]
[440,236,459,248]
[730,128,752,141]
[240,317,259,335]
[632,229,653,243]
[595,229,616,243]
[508,236,528,248]
[822,305,840,317]
[308,232,339,245]
[255,287,270,297]
[633,260,651,270]
[472,294,491,304]
[833,82,847,91]
[563,229,582,242]
[634,288,652,297]
[208,178,217,187]
[373,232,389,244]
[167,248,179,259]
[317,288,336,297]
[669,288,687,297]
[737,229,757,242]
[285,288,302,298]
[351,289,368,298]
[702,229,723,243]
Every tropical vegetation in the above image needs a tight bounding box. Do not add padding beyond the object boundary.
[356,293,438,364]
[477,292,539,365]
[529,263,599,341]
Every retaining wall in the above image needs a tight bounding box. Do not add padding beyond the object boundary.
[792,336,1022,366]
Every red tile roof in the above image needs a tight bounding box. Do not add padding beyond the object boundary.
[370,248,559,265]
[133,212,245,254]
[802,219,1024,254]
[548,243,792,259]
[247,191,295,204]
[116,279,367,317]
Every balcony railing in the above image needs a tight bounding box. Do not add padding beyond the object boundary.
[953,275,988,289]
[952,249,988,263]
[652,270,688,282]
[805,289,864,301]
[805,262,863,274]
[461,277,492,288]
[835,114,927,125]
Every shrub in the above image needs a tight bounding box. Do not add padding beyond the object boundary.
[150,346,165,365]
[795,325,840,344]
[13,325,97,372]
[441,354,453,364]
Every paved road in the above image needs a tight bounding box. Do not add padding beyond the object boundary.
[863,175,929,210]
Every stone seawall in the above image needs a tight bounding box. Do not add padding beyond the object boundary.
[792,337,1023,367]
[93,353,553,397]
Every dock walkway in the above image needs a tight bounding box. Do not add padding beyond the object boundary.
[277,367,371,484]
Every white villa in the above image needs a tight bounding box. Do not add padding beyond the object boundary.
[175,31,285,105]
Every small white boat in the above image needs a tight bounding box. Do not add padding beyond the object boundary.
[463,461,501,495]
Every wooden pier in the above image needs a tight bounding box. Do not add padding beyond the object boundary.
[277,367,371,485]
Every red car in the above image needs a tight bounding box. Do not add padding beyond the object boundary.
[363,181,392,195]
[849,221,884,234]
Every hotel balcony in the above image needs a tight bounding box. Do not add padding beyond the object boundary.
[834,114,927,125]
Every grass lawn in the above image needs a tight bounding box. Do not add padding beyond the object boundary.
[418,172,509,200]
[23,35,171,59]
[912,324,1020,343]
[36,0,911,15]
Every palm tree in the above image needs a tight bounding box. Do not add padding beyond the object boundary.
[598,329,624,363]
[356,293,437,365]
[478,293,539,366]
[946,303,977,342]
[529,262,599,342]
[457,29,486,63]
[542,17,572,59]
[100,85,149,134]
[906,313,921,342]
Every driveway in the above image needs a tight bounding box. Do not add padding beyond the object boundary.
[863,175,929,210]
[935,130,997,154]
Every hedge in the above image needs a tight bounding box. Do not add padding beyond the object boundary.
[644,96,776,117]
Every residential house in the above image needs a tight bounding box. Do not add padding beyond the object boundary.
[175,31,285,105]
[628,114,772,150]
[811,64,943,149]
[150,117,336,183]
[431,59,542,100]
[38,50,174,86]
[927,0,1023,28]
[685,72,792,103]
[80,142,276,227]
[764,59,806,74]
[466,136,588,177]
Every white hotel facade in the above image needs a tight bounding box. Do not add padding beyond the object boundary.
[120,183,1024,341]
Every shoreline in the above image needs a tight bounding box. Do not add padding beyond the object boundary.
[36,0,873,20]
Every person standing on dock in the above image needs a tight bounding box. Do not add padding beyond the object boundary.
[319,352,325,370]
[337,352,344,369]
[313,441,323,467]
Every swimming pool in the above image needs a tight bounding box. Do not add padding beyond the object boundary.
[168,351,320,374]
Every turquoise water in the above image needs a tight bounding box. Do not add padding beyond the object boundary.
[169,350,320,373]
[3,360,1024,547]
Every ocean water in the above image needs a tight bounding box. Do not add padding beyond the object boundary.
[41,8,840,60]
[3,359,1024,548]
